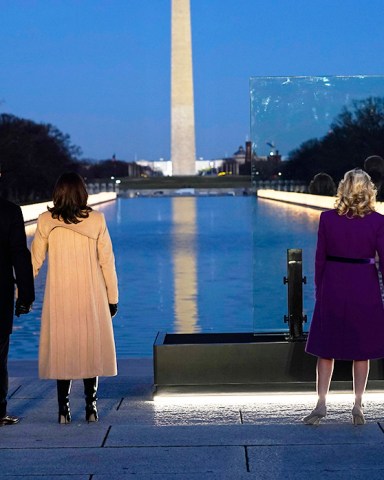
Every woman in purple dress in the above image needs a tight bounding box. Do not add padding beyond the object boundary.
[304,168,384,425]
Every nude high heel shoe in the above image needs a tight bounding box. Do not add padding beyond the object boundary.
[352,405,365,425]
[303,405,327,425]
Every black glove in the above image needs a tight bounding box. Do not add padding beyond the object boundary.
[109,303,118,318]
[15,299,32,317]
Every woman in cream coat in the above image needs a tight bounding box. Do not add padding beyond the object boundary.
[32,172,118,424]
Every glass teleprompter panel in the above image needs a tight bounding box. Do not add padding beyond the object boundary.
[250,75,384,159]
[250,75,384,333]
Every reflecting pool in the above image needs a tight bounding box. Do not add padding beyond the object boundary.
[11,196,321,359]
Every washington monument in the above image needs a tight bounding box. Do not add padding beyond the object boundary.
[171,0,196,175]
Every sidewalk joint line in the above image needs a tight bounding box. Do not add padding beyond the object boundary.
[8,385,22,399]
[239,409,244,424]
[377,422,384,434]
[244,446,250,472]
[101,425,112,447]
[116,397,124,410]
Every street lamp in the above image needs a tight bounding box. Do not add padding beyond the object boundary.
[266,142,276,156]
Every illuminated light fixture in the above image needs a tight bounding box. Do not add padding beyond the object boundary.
[153,391,384,406]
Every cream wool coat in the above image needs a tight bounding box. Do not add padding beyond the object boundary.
[32,210,118,380]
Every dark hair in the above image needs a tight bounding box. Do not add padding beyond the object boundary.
[48,172,92,224]
[308,172,336,196]
[364,155,384,200]
[364,155,384,174]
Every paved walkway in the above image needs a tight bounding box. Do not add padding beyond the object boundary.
[2,359,384,479]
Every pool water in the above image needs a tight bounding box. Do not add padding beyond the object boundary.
[11,196,321,359]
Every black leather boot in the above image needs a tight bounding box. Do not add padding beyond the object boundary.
[83,377,98,422]
[57,380,72,424]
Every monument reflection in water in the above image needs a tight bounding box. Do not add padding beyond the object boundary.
[172,197,198,333]
[14,196,319,359]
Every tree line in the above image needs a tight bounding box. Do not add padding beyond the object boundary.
[1,96,384,203]
[281,96,384,183]
[0,114,148,204]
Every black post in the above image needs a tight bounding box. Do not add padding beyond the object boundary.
[250,142,259,188]
[283,248,307,341]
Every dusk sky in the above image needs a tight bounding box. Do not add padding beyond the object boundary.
[2,0,384,162]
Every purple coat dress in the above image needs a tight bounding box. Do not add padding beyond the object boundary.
[306,209,384,360]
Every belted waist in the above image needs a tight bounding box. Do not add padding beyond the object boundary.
[326,255,375,264]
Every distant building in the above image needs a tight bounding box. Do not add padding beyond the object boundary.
[136,143,253,177]
[233,145,246,164]
[136,159,224,176]
[218,144,253,175]
[252,148,282,180]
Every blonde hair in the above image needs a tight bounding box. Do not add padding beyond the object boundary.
[335,168,376,218]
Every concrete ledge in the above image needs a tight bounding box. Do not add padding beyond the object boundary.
[257,189,384,214]
[21,192,117,223]
[153,332,384,395]
[257,189,335,209]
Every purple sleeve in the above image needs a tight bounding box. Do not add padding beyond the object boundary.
[315,213,327,299]
[376,220,384,278]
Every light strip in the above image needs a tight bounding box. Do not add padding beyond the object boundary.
[257,189,384,214]
[21,192,117,224]
[153,391,384,406]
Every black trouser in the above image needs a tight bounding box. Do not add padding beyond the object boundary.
[0,335,10,418]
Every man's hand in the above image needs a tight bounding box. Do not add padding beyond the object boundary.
[15,299,32,317]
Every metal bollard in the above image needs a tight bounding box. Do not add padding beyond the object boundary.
[283,248,307,341]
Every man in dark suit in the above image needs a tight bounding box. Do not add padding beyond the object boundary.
[0,197,34,425]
